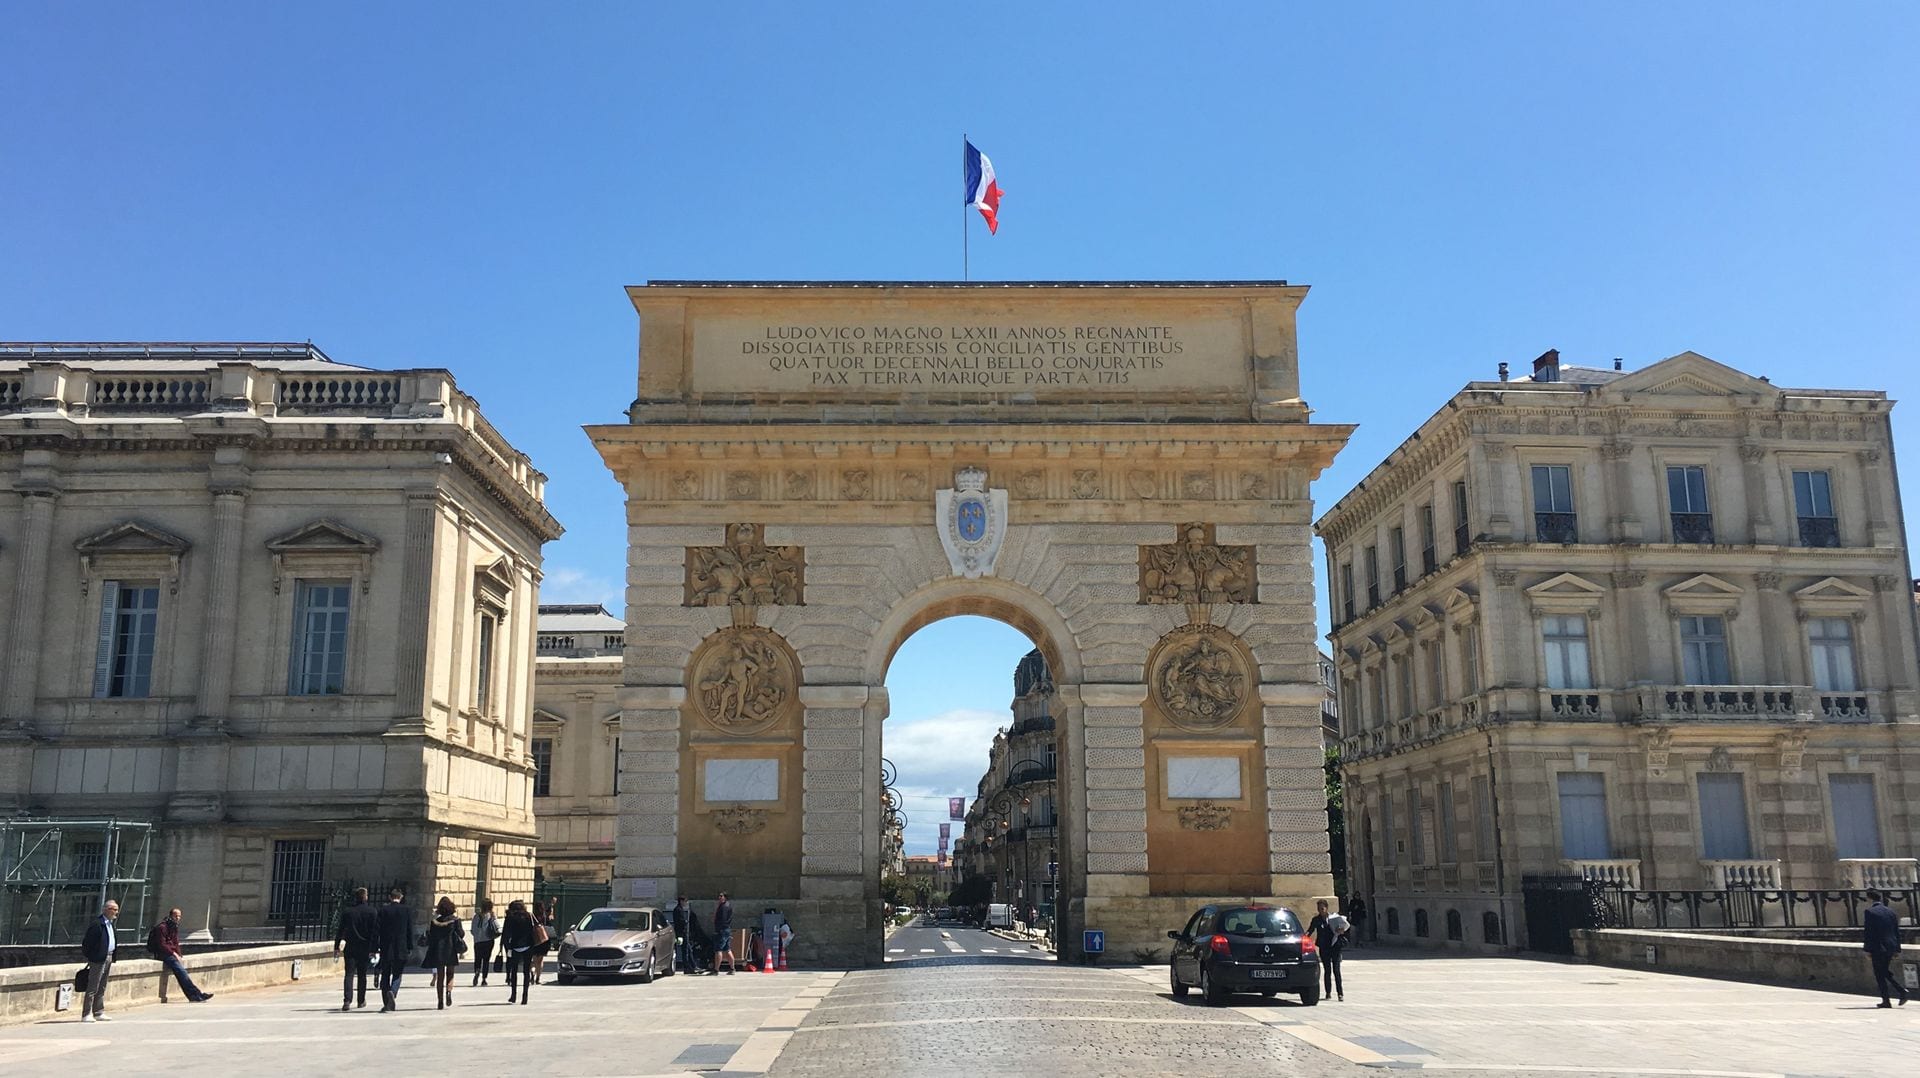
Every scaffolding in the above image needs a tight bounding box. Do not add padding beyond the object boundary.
[0,818,155,946]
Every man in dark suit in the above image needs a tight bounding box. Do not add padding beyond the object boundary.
[374,888,414,1012]
[334,887,380,1011]
[79,899,120,1022]
[1863,890,1908,1008]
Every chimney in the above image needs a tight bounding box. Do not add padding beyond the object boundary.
[1613,357,1623,371]
[1497,361,1509,382]
[1532,349,1561,383]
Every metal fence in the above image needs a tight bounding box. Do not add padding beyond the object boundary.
[534,880,612,933]
[1598,887,1920,931]
[0,818,155,946]
[278,880,411,943]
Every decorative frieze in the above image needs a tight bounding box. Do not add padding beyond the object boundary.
[1178,801,1233,831]
[713,804,768,835]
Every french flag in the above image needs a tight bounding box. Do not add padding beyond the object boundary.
[963,140,1003,234]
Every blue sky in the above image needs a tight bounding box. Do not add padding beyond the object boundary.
[6,4,1915,854]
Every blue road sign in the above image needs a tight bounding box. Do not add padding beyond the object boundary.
[1084,930,1105,954]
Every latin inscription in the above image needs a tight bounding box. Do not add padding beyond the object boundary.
[688,315,1246,396]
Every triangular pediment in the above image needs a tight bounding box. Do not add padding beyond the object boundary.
[1794,576,1872,601]
[532,708,567,728]
[1409,602,1442,627]
[1525,572,1606,598]
[1381,620,1410,643]
[266,519,381,554]
[1441,586,1479,613]
[74,520,190,555]
[1663,572,1744,598]
[1603,352,1775,400]
[601,710,622,728]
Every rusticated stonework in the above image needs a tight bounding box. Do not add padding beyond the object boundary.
[713,804,769,835]
[687,626,800,736]
[1178,801,1233,831]
[1139,522,1255,605]
[685,523,804,607]
[1148,624,1252,730]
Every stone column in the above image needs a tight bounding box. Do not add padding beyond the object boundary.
[193,468,250,727]
[614,686,683,899]
[1601,441,1639,542]
[1754,573,1794,685]
[2,486,57,726]
[1856,448,1892,547]
[797,684,873,965]
[1261,682,1336,900]
[1611,571,1651,690]
[1074,682,1148,958]
[1738,443,1774,545]
[1471,440,1511,541]
[390,492,443,732]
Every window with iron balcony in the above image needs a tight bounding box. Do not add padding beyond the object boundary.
[1531,465,1577,543]
[1418,504,1437,575]
[1793,469,1840,547]
[1451,480,1471,557]
[1389,526,1407,592]
[1667,465,1714,544]
[1364,546,1381,608]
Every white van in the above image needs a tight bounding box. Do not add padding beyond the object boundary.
[986,903,1013,928]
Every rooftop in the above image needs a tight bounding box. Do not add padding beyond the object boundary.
[537,604,626,632]
[0,342,364,372]
[637,279,1292,289]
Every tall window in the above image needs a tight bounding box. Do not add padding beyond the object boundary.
[1829,774,1882,859]
[1395,655,1413,718]
[290,580,351,695]
[268,839,326,922]
[1793,469,1839,547]
[1364,546,1381,608]
[1426,642,1445,705]
[531,737,554,797]
[1472,774,1495,860]
[1531,465,1577,542]
[1460,625,1480,694]
[1808,618,1857,692]
[611,735,621,795]
[1452,480,1471,556]
[475,612,498,714]
[1556,772,1611,860]
[1541,614,1593,690]
[1370,669,1387,729]
[1389,527,1407,592]
[1381,790,1397,865]
[1340,563,1355,623]
[1438,781,1459,863]
[71,841,106,881]
[94,581,160,699]
[1697,773,1753,859]
[1678,615,1731,685]
[1407,788,1426,865]
[1418,504,1437,574]
[1666,465,1714,543]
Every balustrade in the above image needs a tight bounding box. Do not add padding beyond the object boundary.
[1838,858,1919,890]
[1635,685,1805,721]
[1819,692,1874,721]
[0,377,21,408]
[275,374,403,411]
[1534,511,1579,543]
[1669,512,1715,544]
[1703,858,1781,889]
[89,375,211,410]
[1541,688,1608,719]
[1564,858,1642,889]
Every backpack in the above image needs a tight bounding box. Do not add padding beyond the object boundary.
[146,922,167,958]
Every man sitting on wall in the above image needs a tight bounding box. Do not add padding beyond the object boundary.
[147,907,213,1004]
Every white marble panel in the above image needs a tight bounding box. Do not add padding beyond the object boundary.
[705,758,780,802]
[1166,756,1240,799]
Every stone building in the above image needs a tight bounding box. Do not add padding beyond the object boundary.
[1317,648,1340,746]
[959,648,1062,915]
[530,603,624,883]
[1317,349,1920,950]
[0,343,562,936]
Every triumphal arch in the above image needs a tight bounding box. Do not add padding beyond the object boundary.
[588,281,1352,966]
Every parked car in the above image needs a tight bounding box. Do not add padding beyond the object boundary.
[555,906,676,984]
[936,906,952,920]
[1167,904,1319,1006]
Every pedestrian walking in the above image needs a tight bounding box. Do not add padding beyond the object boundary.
[334,886,379,1011]
[1307,899,1351,1001]
[529,900,554,985]
[671,896,692,973]
[1864,889,1908,1008]
[374,888,414,1012]
[147,907,213,1003]
[424,896,466,1010]
[78,899,120,1023]
[470,899,499,987]
[501,899,535,1005]
[713,892,737,975]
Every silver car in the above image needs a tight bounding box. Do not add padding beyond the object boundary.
[555,906,676,984]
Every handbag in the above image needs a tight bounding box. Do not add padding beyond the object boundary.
[492,953,505,972]
[532,922,550,946]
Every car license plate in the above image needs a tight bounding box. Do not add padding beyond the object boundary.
[1250,968,1291,979]
[581,959,613,968]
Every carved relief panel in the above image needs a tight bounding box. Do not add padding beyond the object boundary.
[685,523,805,607]
[1138,523,1256,605]
[687,626,801,736]
[1147,624,1255,731]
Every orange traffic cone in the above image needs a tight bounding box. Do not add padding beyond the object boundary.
[760,944,773,974]
[778,947,789,971]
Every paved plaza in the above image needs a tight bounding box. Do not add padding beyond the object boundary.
[1,947,1916,1076]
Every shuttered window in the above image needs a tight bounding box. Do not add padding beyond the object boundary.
[1697,773,1754,859]
[1829,774,1882,859]
[1556,772,1611,860]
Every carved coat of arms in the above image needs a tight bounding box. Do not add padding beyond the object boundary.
[935,467,1008,579]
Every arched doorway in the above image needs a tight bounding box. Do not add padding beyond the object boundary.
[589,281,1352,966]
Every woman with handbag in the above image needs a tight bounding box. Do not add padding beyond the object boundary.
[502,899,535,1005]
[529,901,554,985]
[423,896,467,1010]
[470,900,499,987]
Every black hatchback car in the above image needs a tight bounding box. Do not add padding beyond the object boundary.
[1167,904,1320,1005]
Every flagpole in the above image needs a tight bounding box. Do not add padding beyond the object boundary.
[962,133,970,282]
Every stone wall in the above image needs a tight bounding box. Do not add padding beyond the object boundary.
[0,941,339,1026]
[1572,927,1919,997]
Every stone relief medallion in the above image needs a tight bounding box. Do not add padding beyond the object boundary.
[1178,801,1233,831]
[1148,625,1253,731]
[1138,523,1256,605]
[688,626,800,736]
[935,466,1008,579]
[713,804,769,835]
[685,524,804,607]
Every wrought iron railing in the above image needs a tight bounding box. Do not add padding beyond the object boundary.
[1670,512,1715,544]
[1597,886,1919,931]
[1798,516,1841,548]
[1534,512,1579,543]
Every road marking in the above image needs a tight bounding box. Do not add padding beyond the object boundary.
[887,948,904,953]
[919,949,935,953]
[980,948,998,953]
[793,1015,1255,1033]
[943,940,966,953]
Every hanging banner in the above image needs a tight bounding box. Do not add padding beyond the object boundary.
[949,797,966,820]
[938,823,951,841]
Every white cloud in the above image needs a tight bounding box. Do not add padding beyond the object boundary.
[542,565,623,610]
[883,707,1007,856]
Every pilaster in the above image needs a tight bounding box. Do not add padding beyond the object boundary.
[194,457,250,727]
[2,486,58,725]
